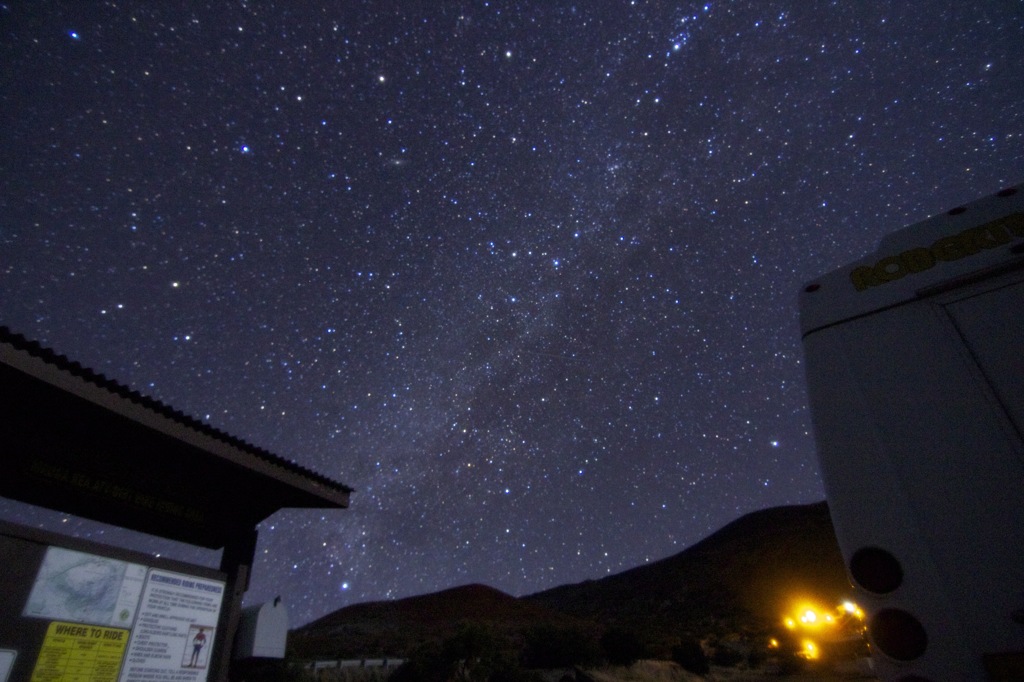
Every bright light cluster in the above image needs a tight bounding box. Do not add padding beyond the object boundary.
[772,598,867,661]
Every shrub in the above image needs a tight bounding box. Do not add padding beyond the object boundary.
[523,626,601,669]
[389,641,449,682]
[671,638,709,676]
[711,646,744,667]
[390,626,540,682]
[229,658,307,682]
[599,628,646,667]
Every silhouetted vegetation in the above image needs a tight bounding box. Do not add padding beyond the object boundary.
[390,625,541,682]
[230,658,308,682]
[599,627,646,666]
[670,638,709,675]
[710,645,744,667]
[522,625,601,669]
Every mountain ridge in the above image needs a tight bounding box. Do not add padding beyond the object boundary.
[290,500,849,659]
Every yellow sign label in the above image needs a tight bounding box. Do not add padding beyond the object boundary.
[31,621,129,682]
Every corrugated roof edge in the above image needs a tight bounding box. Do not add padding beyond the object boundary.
[0,325,354,495]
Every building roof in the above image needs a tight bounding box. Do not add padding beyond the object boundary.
[0,327,352,548]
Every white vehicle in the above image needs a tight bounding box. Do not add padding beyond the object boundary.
[800,184,1024,681]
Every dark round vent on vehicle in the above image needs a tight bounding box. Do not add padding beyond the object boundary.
[850,546,903,594]
[870,608,928,661]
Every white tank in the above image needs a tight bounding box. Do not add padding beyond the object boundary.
[234,597,288,659]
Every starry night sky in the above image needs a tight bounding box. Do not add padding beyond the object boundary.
[2,2,1023,626]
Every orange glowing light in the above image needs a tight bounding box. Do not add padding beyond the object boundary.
[780,597,868,651]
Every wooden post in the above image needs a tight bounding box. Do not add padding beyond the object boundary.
[211,527,258,682]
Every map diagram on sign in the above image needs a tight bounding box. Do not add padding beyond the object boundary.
[24,547,146,627]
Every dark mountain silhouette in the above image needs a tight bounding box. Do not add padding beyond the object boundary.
[524,501,849,646]
[289,583,590,659]
[290,501,849,658]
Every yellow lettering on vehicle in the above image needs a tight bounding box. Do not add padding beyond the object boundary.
[850,213,1024,291]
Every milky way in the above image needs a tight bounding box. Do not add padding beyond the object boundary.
[2,2,1022,625]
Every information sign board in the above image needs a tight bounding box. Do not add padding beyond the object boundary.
[118,570,224,682]
[0,526,227,682]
